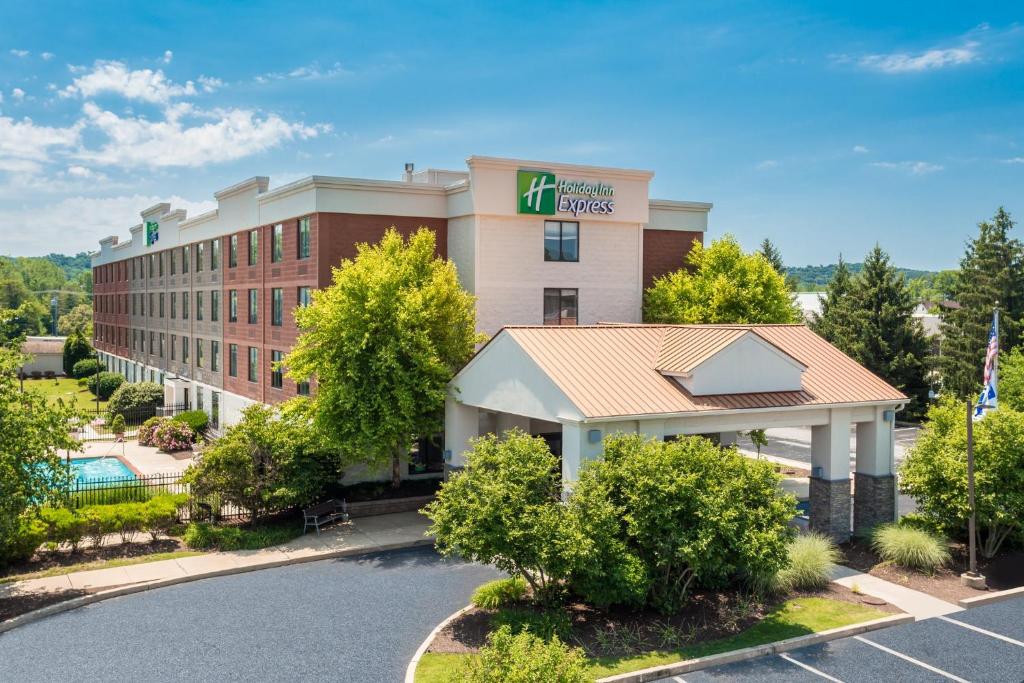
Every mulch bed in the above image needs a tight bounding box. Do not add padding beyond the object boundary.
[0,538,185,582]
[841,538,1024,603]
[0,589,90,622]
[429,583,898,659]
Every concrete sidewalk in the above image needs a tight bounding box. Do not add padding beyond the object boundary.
[1,511,433,601]
[831,564,962,619]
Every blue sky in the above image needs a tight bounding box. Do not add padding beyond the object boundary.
[0,1,1021,269]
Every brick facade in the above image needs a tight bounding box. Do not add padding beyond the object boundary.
[853,473,897,537]
[642,229,704,289]
[809,476,852,543]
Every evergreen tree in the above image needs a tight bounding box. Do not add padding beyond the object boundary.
[940,208,1024,397]
[759,238,799,291]
[810,255,857,353]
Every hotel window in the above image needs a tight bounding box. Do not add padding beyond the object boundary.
[196,338,204,368]
[159,293,165,318]
[148,293,154,317]
[149,253,156,276]
[543,288,578,326]
[196,291,204,321]
[228,290,238,322]
[297,379,310,396]
[272,224,283,263]
[248,229,258,266]
[248,289,258,324]
[297,286,311,308]
[171,334,177,360]
[228,343,238,377]
[196,386,204,412]
[211,239,220,270]
[182,336,190,363]
[271,288,283,326]
[248,346,258,382]
[182,245,190,273]
[170,292,177,319]
[211,340,220,372]
[270,350,283,388]
[182,291,190,319]
[229,235,238,267]
[159,252,164,276]
[149,331,155,354]
[159,333,165,358]
[170,249,176,275]
[298,217,311,259]
[544,221,579,262]
[211,392,220,430]
[196,242,205,272]
[211,290,220,322]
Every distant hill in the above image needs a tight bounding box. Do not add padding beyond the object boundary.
[787,263,938,292]
[44,252,92,280]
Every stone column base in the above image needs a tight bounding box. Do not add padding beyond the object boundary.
[809,477,851,543]
[853,473,896,537]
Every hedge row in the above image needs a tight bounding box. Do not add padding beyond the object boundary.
[38,494,188,551]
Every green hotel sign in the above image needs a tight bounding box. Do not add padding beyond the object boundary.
[517,169,615,217]
[145,221,159,246]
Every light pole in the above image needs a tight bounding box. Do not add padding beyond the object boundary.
[961,398,987,589]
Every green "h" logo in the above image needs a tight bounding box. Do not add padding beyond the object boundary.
[517,170,556,215]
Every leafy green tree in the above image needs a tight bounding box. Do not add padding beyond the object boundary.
[644,234,799,324]
[0,300,47,345]
[58,303,94,337]
[940,208,1024,397]
[63,332,93,376]
[0,348,80,566]
[900,398,1024,557]
[423,431,580,602]
[106,381,164,420]
[182,403,341,525]
[286,227,479,487]
[568,434,795,613]
[0,278,31,309]
[997,347,1024,411]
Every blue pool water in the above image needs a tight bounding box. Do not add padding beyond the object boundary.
[68,457,136,483]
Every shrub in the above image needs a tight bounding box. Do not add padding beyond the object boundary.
[63,333,93,376]
[138,416,166,447]
[872,524,950,572]
[87,371,125,400]
[472,578,529,609]
[110,414,126,436]
[173,410,209,434]
[110,503,146,543]
[182,521,301,551]
[0,515,47,567]
[454,625,588,683]
[39,507,87,552]
[766,533,840,593]
[106,382,164,420]
[490,608,572,641]
[79,507,116,547]
[152,419,196,452]
[143,495,186,540]
[72,357,103,379]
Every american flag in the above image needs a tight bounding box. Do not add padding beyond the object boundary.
[974,313,998,420]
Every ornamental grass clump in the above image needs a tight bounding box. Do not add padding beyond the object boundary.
[472,577,529,609]
[768,532,841,593]
[872,524,949,572]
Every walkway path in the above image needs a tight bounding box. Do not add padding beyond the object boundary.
[1,511,432,603]
[830,564,962,619]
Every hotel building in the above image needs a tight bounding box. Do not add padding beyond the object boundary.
[91,156,711,433]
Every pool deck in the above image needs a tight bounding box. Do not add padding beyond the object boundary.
[72,441,194,477]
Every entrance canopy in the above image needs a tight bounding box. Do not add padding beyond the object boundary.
[446,324,907,541]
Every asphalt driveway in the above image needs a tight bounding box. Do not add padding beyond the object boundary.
[0,546,500,682]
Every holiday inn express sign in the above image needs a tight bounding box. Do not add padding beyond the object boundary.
[517,169,616,217]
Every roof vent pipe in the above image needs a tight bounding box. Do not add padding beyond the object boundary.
[403,162,414,182]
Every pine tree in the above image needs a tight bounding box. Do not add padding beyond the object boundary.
[940,208,1024,397]
[759,239,785,274]
[810,255,858,354]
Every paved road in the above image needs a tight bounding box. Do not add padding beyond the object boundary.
[0,546,500,682]
[656,597,1024,682]
[735,425,920,467]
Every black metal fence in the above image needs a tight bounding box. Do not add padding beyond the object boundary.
[66,472,249,522]
[71,403,193,442]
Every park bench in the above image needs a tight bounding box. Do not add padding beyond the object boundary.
[302,499,349,535]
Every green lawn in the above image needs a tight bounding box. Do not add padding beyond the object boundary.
[414,597,888,682]
[23,377,108,412]
[0,550,204,585]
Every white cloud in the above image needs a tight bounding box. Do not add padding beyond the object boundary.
[857,41,979,74]
[10,49,29,58]
[162,50,173,64]
[41,52,54,61]
[256,61,352,83]
[0,115,82,171]
[853,145,869,153]
[756,159,779,170]
[1000,157,1024,164]
[11,88,25,101]
[61,60,208,103]
[73,101,328,168]
[197,75,222,93]
[871,160,944,175]
[0,194,215,254]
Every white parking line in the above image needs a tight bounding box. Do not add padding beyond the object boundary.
[853,636,970,682]
[671,677,687,683]
[778,653,845,681]
[938,615,1024,648]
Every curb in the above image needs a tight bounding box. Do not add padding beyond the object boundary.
[595,613,914,683]
[958,584,1024,609]
[0,538,434,636]
[404,603,475,683]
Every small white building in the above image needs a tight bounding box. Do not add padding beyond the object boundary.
[20,336,66,376]
[445,324,906,541]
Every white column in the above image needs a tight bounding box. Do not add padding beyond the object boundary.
[495,412,532,437]
[561,422,583,491]
[810,408,851,480]
[855,408,893,476]
[444,397,478,469]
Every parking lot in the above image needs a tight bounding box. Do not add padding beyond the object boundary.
[657,597,1024,682]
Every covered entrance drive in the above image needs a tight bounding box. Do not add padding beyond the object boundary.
[446,324,907,542]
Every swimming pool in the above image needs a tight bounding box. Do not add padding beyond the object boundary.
[68,457,136,483]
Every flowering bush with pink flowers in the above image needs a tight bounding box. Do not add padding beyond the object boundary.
[138,417,167,447]
[152,419,195,452]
